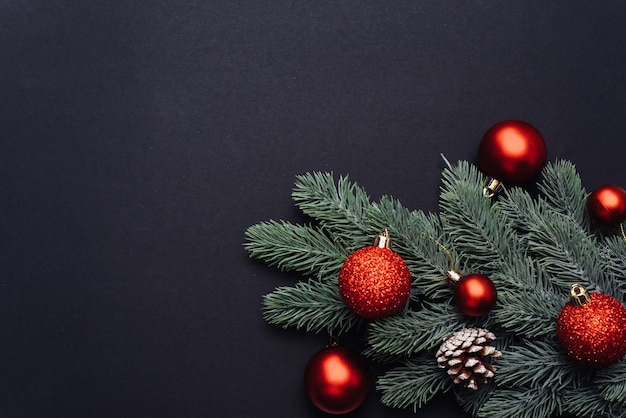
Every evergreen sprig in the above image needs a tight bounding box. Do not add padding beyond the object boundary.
[262,279,359,334]
[291,172,373,249]
[244,220,348,279]
[537,160,589,227]
[596,361,626,403]
[245,159,626,418]
[364,302,471,359]
[439,160,518,270]
[494,340,591,389]
[376,353,452,411]
[478,387,563,418]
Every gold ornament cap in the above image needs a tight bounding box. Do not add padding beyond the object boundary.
[569,283,592,306]
[446,270,462,283]
[483,177,503,198]
[374,229,391,249]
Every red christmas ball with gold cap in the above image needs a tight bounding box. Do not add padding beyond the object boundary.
[338,230,412,319]
[452,273,497,317]
[556,284,626,368]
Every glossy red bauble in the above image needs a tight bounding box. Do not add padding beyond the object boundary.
[339,245,412,319]
[586,184,626,227]
[556,287,626,368]
[478,120,547,185]
[453,273,497,317]
[304,344,370,415]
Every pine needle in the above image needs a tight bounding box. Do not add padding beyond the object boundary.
[291,172,373,249]
[495,340,591,389]
[262,279,360,334]
[537,160,589,228]
[365,302,469,358]
[596,361,626,403]
[377,354,451,411]
[244,220,347,280]
[477,387,563,418]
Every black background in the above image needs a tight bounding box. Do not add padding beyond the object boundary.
[2,1,626,417]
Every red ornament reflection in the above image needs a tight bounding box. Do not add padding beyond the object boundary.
[587,184,626,226]
[454,273,497,317]
[478,120,547,185]
[304,344,370,414]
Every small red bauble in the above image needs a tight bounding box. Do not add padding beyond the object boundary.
[586,184,626,227]
[449,272,497,317]
[556,284,626,368]
[304,343,370,414]
[478,120,547,185]
[338,230,411,319]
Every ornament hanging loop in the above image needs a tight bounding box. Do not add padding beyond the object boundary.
[570,283,592,306]
[421,232,456,273]
[483,177,503,198]
[374,229,391,249]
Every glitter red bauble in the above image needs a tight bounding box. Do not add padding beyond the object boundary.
[478,120,547,185]
[304,343,370,415]
[338,246,411,319]
[586,184,626,227]
[453,273,497,317]
[556,291,626,368]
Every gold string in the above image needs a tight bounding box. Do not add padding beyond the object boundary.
[420,232,455,281]
[621,223,626,241]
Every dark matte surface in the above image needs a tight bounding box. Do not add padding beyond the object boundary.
[2,2,626,417]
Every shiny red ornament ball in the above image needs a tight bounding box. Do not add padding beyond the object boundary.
[304,343,370,415]
[478,120,547,185]
[339,245,411,319]
[556,286,626,368]
[586,184,626,227]
[453,273,497,317]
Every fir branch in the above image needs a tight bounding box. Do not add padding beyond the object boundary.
[377,353,451,411]
[455,382,498,417]
[493,287,562,338]
[244,220,347,280]
[439,161,520,271]
[262,279,360,334]
[537,160,590,229]
[489,257,564,337]
[563,385,624,418]
[494,340,591,389]
[531,160,618,290]
[496,186,547,239]
[366,194,418,236]
[596,361,626,404]
[491,252,553,291]
[291,172,373,249]
[365,303,475,358]
[477,387,563,418]
[601,235,626,275]
[600,236,626,301]
[526,209,607,291]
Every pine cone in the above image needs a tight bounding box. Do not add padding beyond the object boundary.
[436,327,501,390]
